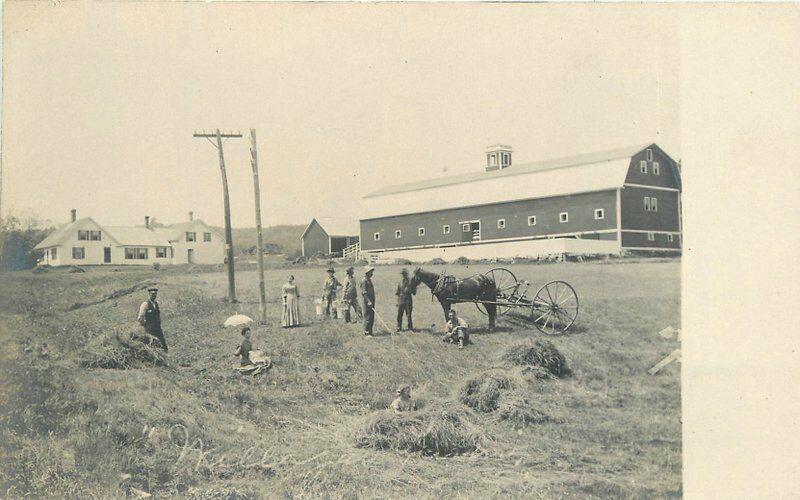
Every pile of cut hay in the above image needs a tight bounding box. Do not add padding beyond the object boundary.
[355,402,482,456]
[80,333,167,369]
[458,370,521,413]
[457,369,550,427]
[502,340,569,377]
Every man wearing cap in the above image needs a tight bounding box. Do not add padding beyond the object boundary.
[137,287,167,351]
[360,266,376,337]
[395,268,416,332]
[341,266,362,323]
[321,267,341,317]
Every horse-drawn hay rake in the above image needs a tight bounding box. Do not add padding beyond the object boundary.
[473,268,579,335]
[411,267,579,335]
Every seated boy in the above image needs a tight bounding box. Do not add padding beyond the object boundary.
[442,309,469,349]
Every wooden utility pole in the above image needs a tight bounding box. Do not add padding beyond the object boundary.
[249,129,267,324]
[193,129,242,303]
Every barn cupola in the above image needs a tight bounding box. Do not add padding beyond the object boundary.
[485,144,513,172]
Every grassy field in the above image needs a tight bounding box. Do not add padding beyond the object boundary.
[0,259,681,498]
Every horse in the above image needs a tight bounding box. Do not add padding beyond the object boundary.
[408,267,498,330]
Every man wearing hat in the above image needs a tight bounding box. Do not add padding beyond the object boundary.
[395,268,416,332]
[341,266,362,323]
[321,266,341,318]
[360,266,376,337]
[137,287,167,351]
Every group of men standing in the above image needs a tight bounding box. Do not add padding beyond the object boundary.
[320,265,415,337]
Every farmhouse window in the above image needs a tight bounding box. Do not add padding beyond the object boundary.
[501,153,510,167]
[156,247,168,258]
[667,234,674,242]
[462,223,471,233]
[594,209,605,220]
[653,162,660,175]
[51,248,57,259]
[528,216,536,226]
[373,232,380,241]
[443,225,450,235]
[497,219,506,229]
[651,197,658,212]
[647,149,653,161]
[203,232,212,242]
[78,230,89,241]
[647,232,655,241]
[640,160,648,174]
[644,197,651,211]
[489,154,498,167]
[125,247,148,260]
[72,247,85,259]
[395,230,402,239]
[418,227,425,237]
[559,212,569,223]
[186,232,196,242]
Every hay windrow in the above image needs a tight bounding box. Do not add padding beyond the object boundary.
[502,341,569,377]
[355,401,482,456]
[80,333,167,369]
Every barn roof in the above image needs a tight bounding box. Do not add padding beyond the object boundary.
[301,217,360,239]
[364,143,652,199]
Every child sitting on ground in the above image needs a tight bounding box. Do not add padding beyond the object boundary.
[234,326,253,366]
[390,384,414,413]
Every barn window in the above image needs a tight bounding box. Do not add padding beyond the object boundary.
[156,247,168,258]
[203,232,211,242]
[651,197,658,212]
[373,232,380,241]
[462,223,471,233]
[443,225,450,235]
[594,208,605,220]
[647,232,655,241]
[646,149,653,161]
[644,197,651,211]
[497,219,506,229]
[653,162,660,175]
[527,215,536,226]
[559,212,569,223]
[186,232,196,242]
[640,160,648,174]
[72,247,85,259]
[395,230,402,239]
[667,234,674,242]
[418,227,425,237]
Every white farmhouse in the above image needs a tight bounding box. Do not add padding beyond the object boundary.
[35,210,225,266]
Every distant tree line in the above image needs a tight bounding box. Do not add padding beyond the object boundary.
[0,215,54,272]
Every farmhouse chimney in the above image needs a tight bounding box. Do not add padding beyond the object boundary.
[485,145,513,172]
[145,216,150,229]
[70,209,77,222]
[188,211,194,221]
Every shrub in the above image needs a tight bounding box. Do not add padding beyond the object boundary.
[394,258,412,265]
[453,256,470,265]
[426,258,446,265]
[502,340,569,377]
[152,262,161,271]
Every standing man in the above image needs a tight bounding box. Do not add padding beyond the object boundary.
[321,267,341,317]
[137,286,167,351]
[395,268,416,332]
[342,266,362,323]
[360,266,376,337]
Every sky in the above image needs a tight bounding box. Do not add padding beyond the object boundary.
[2,2,679,228]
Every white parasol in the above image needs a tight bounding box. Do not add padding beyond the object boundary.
[224,314,254,327]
